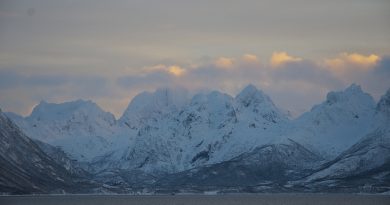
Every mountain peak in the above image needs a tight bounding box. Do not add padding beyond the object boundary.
[325,84,374,106]
[234,84,287,124]
[236,84,271,107]
[344,83,363,95]
[119,87,189,126]
[377,88,390,115]
[35,99,94,109]
[154,87,189,107]
[241,84,258,93]
[29,99,110,121]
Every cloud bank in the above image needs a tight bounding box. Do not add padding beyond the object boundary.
[114,52,389,116]
[0,52,389,118]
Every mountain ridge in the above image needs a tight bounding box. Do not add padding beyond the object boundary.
[2,84,390,194]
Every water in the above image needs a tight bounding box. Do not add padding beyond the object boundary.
[1,194,389,205]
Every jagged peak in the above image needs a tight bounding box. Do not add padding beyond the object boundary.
[125,87,189,110]
[325,84,374,106]
[379,88,390,100]
[0,108,4,118]
[377,88,390,115]
[119,87,189,123]
[236,84,263,97]
[191,90,232,105]
[154,87,189,106]
[240,84,258,94]
[235,84,273,107]
[345,83,362,93]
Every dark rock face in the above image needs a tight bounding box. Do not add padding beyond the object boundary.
[0,112,89,194]
[33,140,90,177]
[377,89,390,116]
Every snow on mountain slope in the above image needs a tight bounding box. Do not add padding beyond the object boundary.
[5,84,387,177]
[2,84,390,193]
[305,128,390,183]
[235,84,287,125]
[208,84,289,163]
[287,84,377,158]
[115,90,236,173]
[119,87,189,129]
[6,100,120,162]
[116,85,289,174]
[292,90,390,193]
[156,139,322,190]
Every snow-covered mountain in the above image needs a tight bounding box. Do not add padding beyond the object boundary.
[156,139,322,191]
[289,88,390,193]
[119,87,189,129]
[286,84,377,158]
[6,100,120,162]
[2,84,390,194]
[112,85,289,175]
[305,129,390,184]
[311,89,390,178]
[377,88,390,118]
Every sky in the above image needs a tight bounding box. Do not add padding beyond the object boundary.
[0,0,389,118]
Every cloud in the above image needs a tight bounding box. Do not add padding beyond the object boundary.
[117,70,174,89]
[269,60,343,89]
[374,55,390,76]
[142,64,186,77]
[0,70,107,91]
[344,53,380,67]
[215,57,235,69]
[270,52,302,67]
[346,56,390,99]
[116,52,390,117]
[322,53,384,92]
[117,52,388,100]
[168,65,186,76]
[242,54,259,63]
[0,69,111,115]
[1,52,389,119]
[324,53,380,73]
[0,70,69,89]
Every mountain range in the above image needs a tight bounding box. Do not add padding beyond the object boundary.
[1,84,389,194]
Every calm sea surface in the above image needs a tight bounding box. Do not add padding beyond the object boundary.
[1,194,389,205]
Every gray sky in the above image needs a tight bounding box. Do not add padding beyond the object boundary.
[0,0,389,117]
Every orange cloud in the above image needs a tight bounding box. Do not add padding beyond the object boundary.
[323,53,380,77]
[324,53,380,76]
[168,65,185,76]
[143,64,167,72]
[143,64,185,77]
[270,52,302,67]
[242,54,259,63]
[215,57,234,68]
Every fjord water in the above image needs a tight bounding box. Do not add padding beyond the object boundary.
[1,194,390,205]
